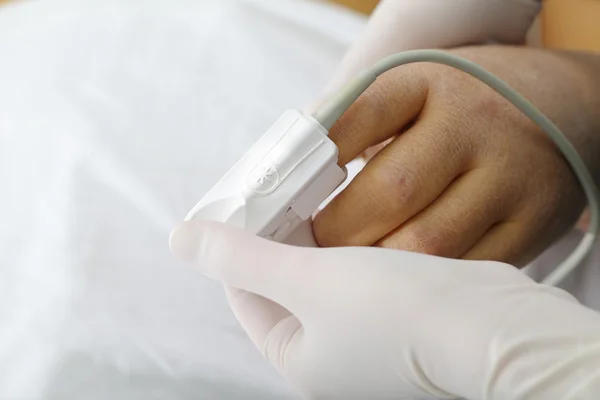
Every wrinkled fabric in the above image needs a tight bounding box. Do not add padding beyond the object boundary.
[0,0,597,399]
[0,1,363,398]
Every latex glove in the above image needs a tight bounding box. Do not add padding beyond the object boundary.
[313,46,600,267]
[311,0,540,107]
[170,220,600,399]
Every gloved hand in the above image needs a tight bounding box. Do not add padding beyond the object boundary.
[313,46,600,267]
[170,220,600,400]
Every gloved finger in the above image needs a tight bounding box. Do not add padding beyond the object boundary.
[169,220,320,317]
[224,287,304,374]
[224,287,294,354]
[314,114,470,247]
[328,66,428,165]
[376,168,514,258]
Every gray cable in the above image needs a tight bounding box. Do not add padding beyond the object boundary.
[312,50,599,286]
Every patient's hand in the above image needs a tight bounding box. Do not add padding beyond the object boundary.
[314,45,600,266]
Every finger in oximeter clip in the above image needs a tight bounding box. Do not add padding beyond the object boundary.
[185,110,346,242]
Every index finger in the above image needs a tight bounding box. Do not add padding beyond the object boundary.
[327,66,429,165]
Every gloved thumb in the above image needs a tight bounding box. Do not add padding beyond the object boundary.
[169,220,317,316]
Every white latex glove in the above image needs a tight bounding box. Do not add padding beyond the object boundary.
[170,220,600,400]
[312,0,541,105]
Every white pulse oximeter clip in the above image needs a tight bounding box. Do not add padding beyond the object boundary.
[185,110,346,242]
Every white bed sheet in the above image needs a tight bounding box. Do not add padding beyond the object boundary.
[0,1,364,398]
[0,1,597,399]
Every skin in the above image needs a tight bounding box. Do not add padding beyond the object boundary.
[313,45,600,267]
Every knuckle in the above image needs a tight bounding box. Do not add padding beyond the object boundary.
[372,159,419,212]
[409,230,446,256]
[418,116,474,169]
[470,93,512,122]
[356,86,396,130]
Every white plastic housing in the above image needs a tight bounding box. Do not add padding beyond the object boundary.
[185,110,346,242]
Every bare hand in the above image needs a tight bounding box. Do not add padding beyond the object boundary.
[314,46,600,266]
